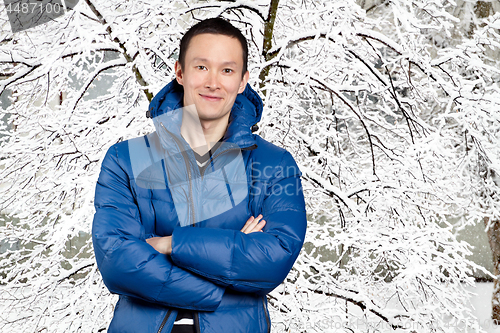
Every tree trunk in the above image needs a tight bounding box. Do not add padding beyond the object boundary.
[485,216,500,323]
[475,1,497,322]
[258,0,280,91]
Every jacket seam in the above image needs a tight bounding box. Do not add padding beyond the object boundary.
[272,150,287,182]
[100,237,123,267]
[262,153,285,216]
[229,231,236,281]
[263,151,287,217]
[264,207,306,216]
[154,262,175,304]
[179,264,276,289]
[109,144,138,206]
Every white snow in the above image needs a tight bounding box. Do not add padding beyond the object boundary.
[468,283,500,333]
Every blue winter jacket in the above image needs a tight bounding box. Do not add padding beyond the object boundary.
[92,79,307,333]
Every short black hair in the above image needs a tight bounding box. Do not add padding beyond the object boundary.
[178,17,248,76]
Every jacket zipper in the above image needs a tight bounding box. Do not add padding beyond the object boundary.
[157,309,172,333]
[262,297,271,333]
[159,123,196,226]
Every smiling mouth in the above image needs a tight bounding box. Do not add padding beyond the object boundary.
[200,94,223,101]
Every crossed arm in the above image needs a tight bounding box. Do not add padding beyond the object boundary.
[146,215,267,255]
[93,144,306,309]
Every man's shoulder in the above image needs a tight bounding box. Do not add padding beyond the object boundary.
[105,134,154,154]
[251,135,298,168]
[101,134,153,167]
[99,134,162,184]
[253,135,288,155]
[248,135,301,181]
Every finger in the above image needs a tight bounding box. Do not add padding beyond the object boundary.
[246,214,263,233]
[240,216,254,233]
[242,219,259,234]
[245,219,266,234]
[241,215,263,234]
[255,219,266,232]
[250,219,266,233]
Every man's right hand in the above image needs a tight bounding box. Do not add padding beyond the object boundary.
[240,214,266,234]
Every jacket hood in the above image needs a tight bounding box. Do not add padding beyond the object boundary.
[146,79,263,149]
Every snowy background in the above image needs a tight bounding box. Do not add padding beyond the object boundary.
[1,0,500,332]
[469,284,500,333]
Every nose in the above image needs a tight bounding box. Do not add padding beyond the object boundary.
[205,70,220,90]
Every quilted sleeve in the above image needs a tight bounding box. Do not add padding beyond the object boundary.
[170,150,307,295]
[92,144,225,310]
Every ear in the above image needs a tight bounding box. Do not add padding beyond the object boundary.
[175,61,183,85]
[238,71,250,94]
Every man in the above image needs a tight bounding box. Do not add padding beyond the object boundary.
[92,17,307,333]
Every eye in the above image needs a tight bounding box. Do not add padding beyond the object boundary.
[223,68,233,74]
[196,65,207,70]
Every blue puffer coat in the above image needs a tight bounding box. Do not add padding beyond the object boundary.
[92,79,307,333]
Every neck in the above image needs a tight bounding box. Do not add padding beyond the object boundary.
[199,117,228,147]
[180,106,229,155]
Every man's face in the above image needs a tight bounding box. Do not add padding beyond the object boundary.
[175,33,249,124]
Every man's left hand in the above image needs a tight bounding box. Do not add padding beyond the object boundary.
[146,236,172,255]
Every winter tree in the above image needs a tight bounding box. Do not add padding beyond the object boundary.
[0,0,499,332]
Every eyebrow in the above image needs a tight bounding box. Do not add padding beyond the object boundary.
[192,58,238,67]
[221,61,237,66]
